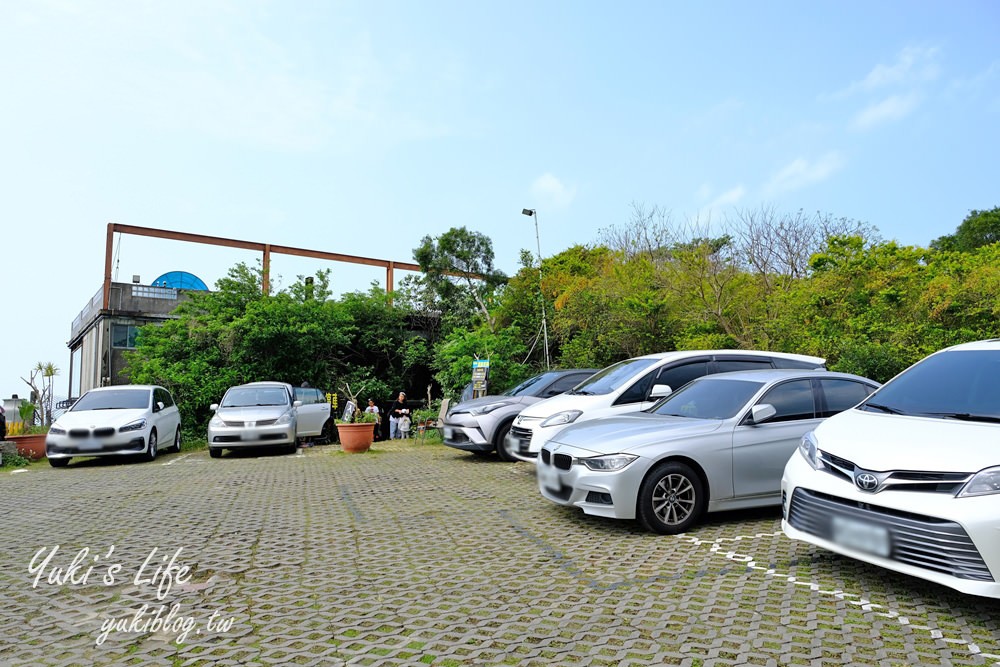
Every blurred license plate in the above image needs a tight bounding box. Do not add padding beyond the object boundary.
[537,465,561,492]
[443,427,454,439]
[78,440,101,451]
[832,516,890,557]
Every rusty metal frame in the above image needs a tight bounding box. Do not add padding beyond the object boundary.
[102,223,424,310]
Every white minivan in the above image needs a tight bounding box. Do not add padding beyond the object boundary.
[504,350,825,462]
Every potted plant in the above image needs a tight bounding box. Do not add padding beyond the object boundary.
[6,403,48,460]
[335,383,378,453]
[5,362,60,461]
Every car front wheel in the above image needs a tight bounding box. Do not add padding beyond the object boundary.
[48,458,69,468]
[637,461,706,534]
[209,447,222,458]
[494,421,517,462]
[141,429,158,462]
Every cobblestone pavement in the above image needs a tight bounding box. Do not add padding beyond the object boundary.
[1,439,999,667]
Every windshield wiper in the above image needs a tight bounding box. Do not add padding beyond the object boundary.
[862,402,905,415]
[921,412,1000,424]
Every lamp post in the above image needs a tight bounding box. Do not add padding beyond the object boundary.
[522,208,550,370]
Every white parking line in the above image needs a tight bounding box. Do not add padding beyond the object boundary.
[162,453,193,466]
[679,531,1000,665]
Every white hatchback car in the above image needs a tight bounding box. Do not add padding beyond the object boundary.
[782,339,1000,599]
[45,385,182,467]
[505,350,825,462]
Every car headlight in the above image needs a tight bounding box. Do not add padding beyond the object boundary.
[580,454,638,471]
[119,418,147,433]
[209,415,224,427]
[798,431,822,469]
[469,401,512,416]
[958,466,1000,497]
[540,410,583,428]
[275,409,295,425]
[49,425,67,436]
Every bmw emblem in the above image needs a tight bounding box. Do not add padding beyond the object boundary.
[855,472,879,492]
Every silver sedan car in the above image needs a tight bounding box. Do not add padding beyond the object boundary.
[537,369,879,534]
[208,382,300,457]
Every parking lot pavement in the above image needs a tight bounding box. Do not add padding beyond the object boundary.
[1,440,999,666]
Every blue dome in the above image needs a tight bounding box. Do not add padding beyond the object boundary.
[151,271,209,290]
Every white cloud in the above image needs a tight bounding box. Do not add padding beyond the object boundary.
[835,46,941,98]
[852,93,921,130]
[763,152,846,196]
[707,185,746,209]
[530,173,577,208]
[696,185,746,221]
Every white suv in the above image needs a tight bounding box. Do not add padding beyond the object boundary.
[782,339,1000,598]
[504,350,825,462]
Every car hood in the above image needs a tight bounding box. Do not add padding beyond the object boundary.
[216,406,291,421]
[815,409,1000,472]
[547,412,724,455]
[56,408,148,429]
[517,392,608,419]
[449,395,534,414]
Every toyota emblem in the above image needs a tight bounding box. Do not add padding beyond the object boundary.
[855,472,879,492]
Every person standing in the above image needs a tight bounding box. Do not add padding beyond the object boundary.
[389,391,408,440]
[365,398,381,441]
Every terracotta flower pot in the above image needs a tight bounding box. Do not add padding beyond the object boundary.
[336,422,374,453]
[8,434,47,460]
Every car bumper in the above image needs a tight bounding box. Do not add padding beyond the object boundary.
[441,420,492,452]
[46,432,148,458]
[781,450,1000,599]
[536,444,646,520]
[208,424,297,448]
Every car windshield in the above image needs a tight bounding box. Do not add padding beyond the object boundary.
[649,378,765,420]
[861,349,1000,422]
[72,389,150,411]
[566,358,660,396]
[503,372,559,397]
[222,387,289,407]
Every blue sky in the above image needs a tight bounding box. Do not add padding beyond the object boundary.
[1,0,998,401]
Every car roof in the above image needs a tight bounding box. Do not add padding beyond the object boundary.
[690,369,876,384]
[942,339,1000,352]
[632,349,825,364]
[85,385,159,392]
[236,381,292,388]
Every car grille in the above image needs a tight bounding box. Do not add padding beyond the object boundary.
[540,448,572,470]
[222,419,278,427]
[817,451,972,494]
[68,428,116,438]
[509,425,532,443]
[788,488,993,582]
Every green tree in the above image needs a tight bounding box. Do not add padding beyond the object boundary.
[414,227,508,333]
[931,207,1000,252]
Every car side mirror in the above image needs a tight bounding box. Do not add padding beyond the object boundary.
[154,401,164,412]
[649,384,673,399]
[750,403,777,424]
[210,404,219,411]
[293,400,302,408]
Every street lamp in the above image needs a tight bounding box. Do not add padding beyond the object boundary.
[522,208,550,370]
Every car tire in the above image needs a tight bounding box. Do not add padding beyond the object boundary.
[48,458,69,468]
[494,420,517,462]
[320,419,334,445]
[171,428,182,453]
[209,447,222,459]
[141,429,158,462]
[637,461,706,534]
